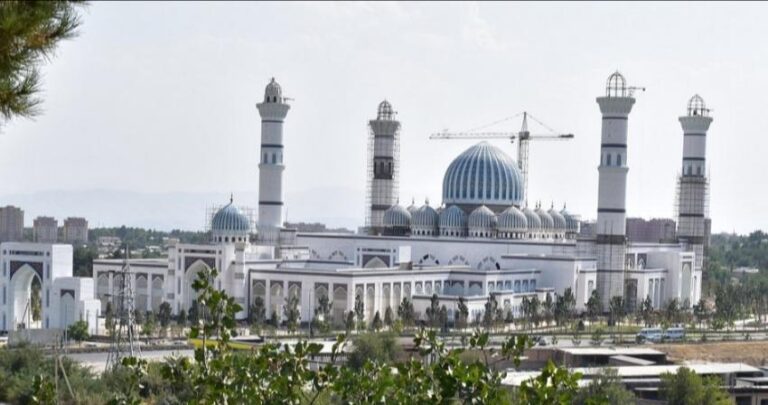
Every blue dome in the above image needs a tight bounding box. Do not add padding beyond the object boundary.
[560,205,579,233]
[439,205,467,237]
[468,205,497,230]
[548,205,567,231]
[498,206,527,232]
[442,142,523,210]
[383,204,411,228]
[412,202,439,235]
[535,205,554,231]
[523,206,541,230]
[212,202,251,233]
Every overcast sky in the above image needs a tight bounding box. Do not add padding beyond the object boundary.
[0,2,765,234]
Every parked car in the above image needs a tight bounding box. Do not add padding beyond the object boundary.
[636,328,663,343]
[663,327,686,342]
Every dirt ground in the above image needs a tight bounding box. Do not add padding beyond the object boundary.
[655,341,768,366]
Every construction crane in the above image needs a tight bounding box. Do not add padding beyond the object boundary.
[430,111,573,204]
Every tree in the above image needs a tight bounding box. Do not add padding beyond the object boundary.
[639,296,654,327]
[344,310,355,333]
[384,306,394,328]
[354,294,365,330]
[158,302,172,330]
[609,296,625,342]
[440,305,449,333]
[483,295,499,330]
[283,294,300,333]
[586,290,601,330]
[142,311,157,342]
[543,293,555,326]
[346,332,398,370]
[177,308,187,327]
[397,297,415,327]
[426,293,441,328]
[0,2,85,124]
[371,311,383,331]
[188,300,199,326]
[693,298,709,330]
[250,296,266,327]
[665,298,681,326]
[457,296,469,329]
[104,301,115,335]
[574,368,636,405]
[529,295,541,328]
[134,308,145,325]
[30,279,41,322]
[518,360,582,405]
[659,367,731,405]
[270,310,279,328]
[314,294,332,332]
[67,319,89,343]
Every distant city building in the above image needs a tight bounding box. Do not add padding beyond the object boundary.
[96,236,121,257]
[0,205,24,242]
[626,217,677,243]
[63,217,89,244]
[33,216,58,243]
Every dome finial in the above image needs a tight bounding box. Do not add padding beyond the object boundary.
[230,193,234,204]
[425,197,430,206]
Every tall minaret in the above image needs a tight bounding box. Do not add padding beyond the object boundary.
[595,71,638,309]
[256,78,290,244]
[366,100,400,234]
[677,95,712,278]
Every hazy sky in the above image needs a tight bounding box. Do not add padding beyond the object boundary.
[1,2,766,233]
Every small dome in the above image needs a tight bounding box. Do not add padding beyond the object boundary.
[442,142,523,210]
[264,77,283,103]
[523,205,541,231]
[606,71,627,97]
[548,204,567,231]
[212,200,250,235]
[498,206,527,232]
[535,204,554,231]
[377,100,394,120]
[406,198,418,214]
[468,205,497,229]
[439,205,467,233]
[383,204,411,228]
[560,205,579,233]
[412,202,439,232]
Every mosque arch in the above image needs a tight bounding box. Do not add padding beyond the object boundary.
[328,250,349,262]
[184,260,212,312]
[476,256,500,271]
[9,264,44,330]
[332,284,348,325]
[364,257,387,269]
[449,255,470,266]
[418,254,440,266]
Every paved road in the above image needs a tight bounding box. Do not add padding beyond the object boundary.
[65,349,194,373]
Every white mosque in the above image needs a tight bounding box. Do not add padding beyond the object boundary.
[84,72,710,327]
[0,72,708,333]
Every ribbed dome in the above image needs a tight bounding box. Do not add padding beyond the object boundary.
[523,206,541,230]
[212,201,251,233]
[498,206,527,232]
[383,204,411,228]
[264,77,283,103]
[468,205,497,229]
[412,202,439,234]
[406,198,418,215]
[442,142,523,210]
[548,205,567,231]
[439,205,467,236]
[535,205,554,231]
[560,205,579,233]
[377,100,394,120]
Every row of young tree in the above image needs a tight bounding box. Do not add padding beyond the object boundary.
[10,267,732,404]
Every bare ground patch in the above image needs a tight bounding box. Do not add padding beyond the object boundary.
[655,341,768,366]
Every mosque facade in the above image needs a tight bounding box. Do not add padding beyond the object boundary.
[90,72,707,326]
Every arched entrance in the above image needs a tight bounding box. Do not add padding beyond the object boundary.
[184,260,211,312]
[9,264,44,331]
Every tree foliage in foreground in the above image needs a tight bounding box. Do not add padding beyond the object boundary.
[0,1,85,123]
[111,267,581,404]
